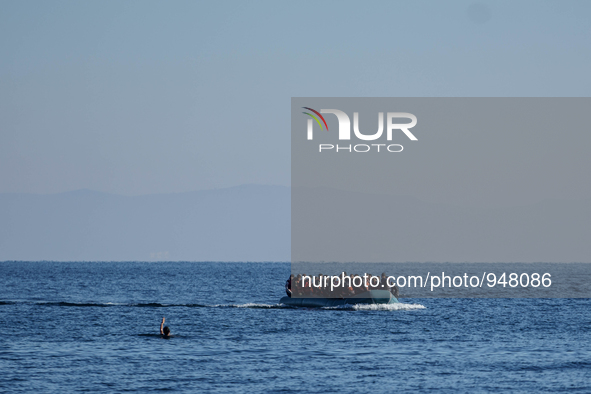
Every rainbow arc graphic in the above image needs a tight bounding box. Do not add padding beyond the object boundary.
[302,107,328,131]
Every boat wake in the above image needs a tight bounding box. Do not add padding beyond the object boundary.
[323,302,426,311]
[1,300,425,310]
[212,302,426,311]
[0,300,289,309]
[210,303,288,309]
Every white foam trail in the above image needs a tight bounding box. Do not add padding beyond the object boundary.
[216,302,427,311]
[212,303,286,309]
[324,302,426,311]
[230,303,282,308]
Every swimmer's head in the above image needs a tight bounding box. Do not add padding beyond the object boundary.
[163,326,170,336]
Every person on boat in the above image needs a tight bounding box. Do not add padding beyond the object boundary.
[346,283,355,296]
[319,274,327,297]
[305,276,314,297]
[160,317,171,338]
[351,274,364,294]
[381,273,389,289]
[368,274,379,290]
[361,274,370,293]
[285,275,292,298]
[295,274,302,296]
[381,272,400,298]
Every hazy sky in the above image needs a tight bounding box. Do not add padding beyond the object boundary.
[1,0,590,196]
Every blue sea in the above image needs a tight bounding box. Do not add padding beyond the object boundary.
[1,262,590,393]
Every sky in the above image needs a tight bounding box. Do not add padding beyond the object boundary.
[1,0,591,197]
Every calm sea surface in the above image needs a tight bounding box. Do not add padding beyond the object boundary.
[1,262,590,393]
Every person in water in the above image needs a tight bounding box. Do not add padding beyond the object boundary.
[285,275,292,298]
[160,317,171,338]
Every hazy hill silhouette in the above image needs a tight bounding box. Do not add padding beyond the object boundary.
[0,185,290,261]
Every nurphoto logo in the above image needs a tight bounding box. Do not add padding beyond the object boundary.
[302,107,418,153]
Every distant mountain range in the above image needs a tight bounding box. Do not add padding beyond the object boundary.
[0,185,589,262]
[0,185,290,261]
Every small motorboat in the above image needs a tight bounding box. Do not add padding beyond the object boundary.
[279,289,398,308]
